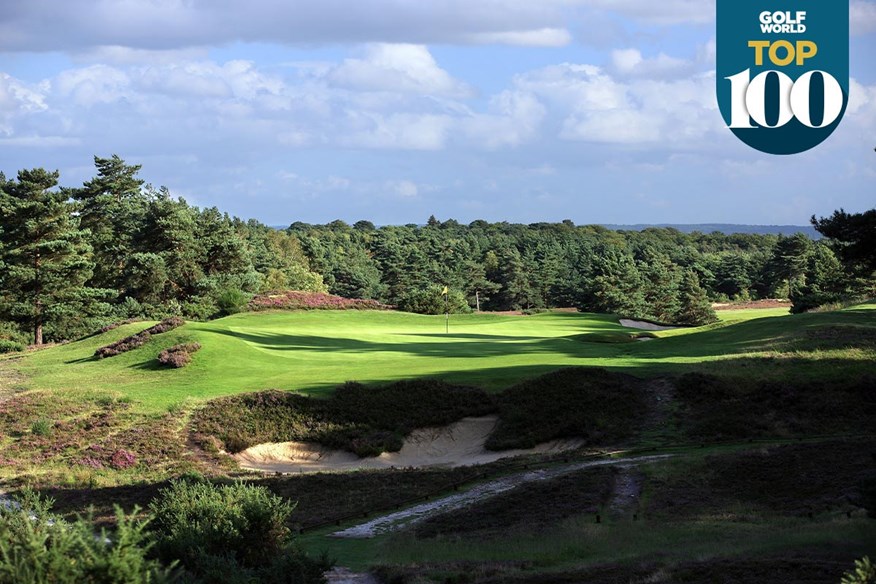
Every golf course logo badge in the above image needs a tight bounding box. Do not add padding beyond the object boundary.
[716,1,849,155]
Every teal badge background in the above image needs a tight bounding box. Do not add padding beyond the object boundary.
[716,1,849,155]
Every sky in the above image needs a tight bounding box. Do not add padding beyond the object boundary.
[1,1,874,226]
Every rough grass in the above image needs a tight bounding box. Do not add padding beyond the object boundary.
[372,549,865,584]
[673,372,875,440]
[413,466,616,539]
[642,439,876,520]
[486,368,647,450]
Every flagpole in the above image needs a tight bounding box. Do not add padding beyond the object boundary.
[444,285,449,334]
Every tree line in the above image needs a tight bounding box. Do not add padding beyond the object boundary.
[0,156,872,346]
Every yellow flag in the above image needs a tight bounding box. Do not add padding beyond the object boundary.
[442,286,448,295]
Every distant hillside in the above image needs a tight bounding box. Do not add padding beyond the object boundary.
[601,224,820,238]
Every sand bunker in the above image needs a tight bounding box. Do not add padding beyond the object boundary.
[233,416,582,474]
[619,319,677,331]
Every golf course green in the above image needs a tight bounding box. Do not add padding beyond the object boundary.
[4,303,873,413]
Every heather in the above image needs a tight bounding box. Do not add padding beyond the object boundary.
[94,317,184,358]
[249,290,391,311]
[157,342,201,368]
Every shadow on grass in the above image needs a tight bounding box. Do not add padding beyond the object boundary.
[209,328,607,360]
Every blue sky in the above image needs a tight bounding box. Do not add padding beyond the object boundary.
[1,1,874,226]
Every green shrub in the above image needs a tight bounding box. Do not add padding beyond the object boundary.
[0,339,23,354]
[0,490,173,584]
[149,480,328,583]
[30,418,52,436]
[842,557,876,584]
[150,480,293,567]
[215,288,250,317]
[0,321,29,345]
[396,285,470,315]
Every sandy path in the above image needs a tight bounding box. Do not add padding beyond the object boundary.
[324,567,379,584]
[234,416,583,473]
[619,319,677,331]
[330,454,672,539]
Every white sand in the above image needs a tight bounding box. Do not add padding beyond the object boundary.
[619,319,677,331]
[233,416,582,474]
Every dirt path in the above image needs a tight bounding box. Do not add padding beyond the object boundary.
[640,377,677,441]
[607,466,643,518]
[330,454,672,539]
[324,567,380,584]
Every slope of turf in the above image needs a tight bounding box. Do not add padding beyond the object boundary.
[1,304,873,413]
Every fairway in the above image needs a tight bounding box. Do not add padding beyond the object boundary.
[3,304,874,413]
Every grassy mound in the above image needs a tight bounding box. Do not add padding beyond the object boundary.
[486,368,647,450]
[192,367,650,458]
[192,380,495,457]
[674,372,875,440]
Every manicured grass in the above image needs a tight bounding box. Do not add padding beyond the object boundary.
[1,304,873,413]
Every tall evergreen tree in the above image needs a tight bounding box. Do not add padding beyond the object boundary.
[71,155,146,291]
[675,269,718,326]
[0,169,104,344]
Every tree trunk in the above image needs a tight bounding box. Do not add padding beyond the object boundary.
[34,322,43,346]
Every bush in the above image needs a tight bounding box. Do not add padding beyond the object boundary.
[150,480,293,566]
[0,490,173,584]
[157,343,202,368]
[181,296,218,321]
[842,557,876,584]
[149,480,328,582]
[0,322,29,346]
[215,288,251,317]
[396,286,470,315]
[95,318,185,358]
[0,340,23,354]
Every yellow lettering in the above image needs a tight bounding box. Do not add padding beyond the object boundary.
[797,41,817,65]
[769,40,795,66]
[748,40,770,66]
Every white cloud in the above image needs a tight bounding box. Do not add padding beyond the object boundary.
[55,65,132,106]
[461,90,546,149]
[584,0,715,25]
[387,179,419,198]
[328,44,472,98]
[0,73,48,132]
[0,0,578,52]
[467,28,571,47]
[851,0,876,35]
[611,49,690,78]
[340,112,453,150]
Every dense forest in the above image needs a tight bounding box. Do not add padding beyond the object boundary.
[0,156,872,346]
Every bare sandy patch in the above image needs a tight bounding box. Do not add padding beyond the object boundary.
[233,416,582,474]
[619,319,677,331]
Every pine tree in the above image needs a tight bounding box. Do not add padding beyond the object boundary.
[675,269,718,326]
[0,169,102,344]
[71,155,146,291]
